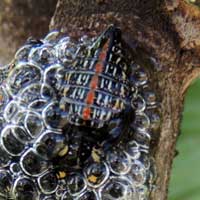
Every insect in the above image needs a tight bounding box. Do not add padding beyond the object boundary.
[60,26,136,156]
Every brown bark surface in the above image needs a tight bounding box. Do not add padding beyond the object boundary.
[0,0,57,65]
[49,0,200,200]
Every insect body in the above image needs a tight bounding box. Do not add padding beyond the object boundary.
[61,26,135,150]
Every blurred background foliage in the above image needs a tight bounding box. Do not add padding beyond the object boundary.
[169,79,200,200]
[187,0,200,6]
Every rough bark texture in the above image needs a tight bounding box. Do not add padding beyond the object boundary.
[49,0,200,200]
[0,0,57,65]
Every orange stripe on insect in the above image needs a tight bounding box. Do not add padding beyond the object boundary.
[99,51,107,61]
[99,40,110,61]
[95,62,104,74]
[86,90,95,104]
[90,75,99,90]
[82,39,110,121]
[82,107,91,120]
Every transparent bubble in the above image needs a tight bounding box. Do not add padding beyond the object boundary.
[20,149,49,177]
[142,90,157,106]
[1,125,26,156]
[146,172,156,193]
[3,124,29,143]
[0,116,5,130]
[74,45,88,59]
[34,131,68,159]
[12,110,26,125]
[133,171,147,187]
[0,86,9,112]
[62,136,82,167]
[41,196,57,200]
[3,100,21,123]
[9,110,32,128]
[61,191,74,200]
[84,162,109,188]
[131,160,146,174]
[55,37,78,63]
[10,162,21,175]
[133,130,151,148]
[28,44,56,66]
[78,190,99,200]
[99,177,137,200]
[132,113,150,131]
[55,187,66,198]
[146,110,161,131]
[131,68,148,86]
[38,171,59,194]
[139,153,151,170]
[0,117,4,131]
[44,64,65,91]
[131,160,147,186]
[79,35,92,47]
[24,111,44,138]
[125,140,141,160]
[130,62,142,73]
[136,185,149,200]
[131,95,146,112]
[15,44,33,62]
[107,149,131,175]
[29,99,49,111]
[19,83,55,106]
[11,125,31,143]
[0,64,12,84]
[0,147,11,167]
[146,158,157,190]
[42,101,68,130]
[43,30,60,44]
[12,177,39,200]
[6,62,42,96]
[0,170,12,197]
[65,173,87,196]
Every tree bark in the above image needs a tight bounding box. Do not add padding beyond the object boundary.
[0,0,57,65]
[50,1,200,200]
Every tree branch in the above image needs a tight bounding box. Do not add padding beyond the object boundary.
[50,0,200,199]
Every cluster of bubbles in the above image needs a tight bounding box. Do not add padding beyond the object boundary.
[0,29,160,200]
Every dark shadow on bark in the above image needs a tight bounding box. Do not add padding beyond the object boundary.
[0,0,57,65]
